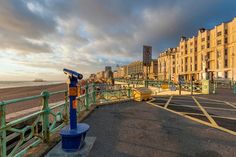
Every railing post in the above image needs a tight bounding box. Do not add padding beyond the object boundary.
[0,103,7,157]
[64,91,69,124]
[92,83,96,104]
[85,82,89,110]
[41,91,50,142]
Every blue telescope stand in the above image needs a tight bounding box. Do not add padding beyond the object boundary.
[60,68,89,152]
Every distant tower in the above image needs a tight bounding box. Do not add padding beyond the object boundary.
[105,66,112,72]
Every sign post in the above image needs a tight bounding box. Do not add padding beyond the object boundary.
[60,68,89,152]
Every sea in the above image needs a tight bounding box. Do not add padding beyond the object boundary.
[0,81,64,89]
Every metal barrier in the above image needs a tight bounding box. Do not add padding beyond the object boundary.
[0,83,131,157]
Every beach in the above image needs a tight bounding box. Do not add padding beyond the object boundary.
[0,83,67,119]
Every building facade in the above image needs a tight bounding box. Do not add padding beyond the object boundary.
[157,17,236,82]
[96,71,105,79]
[127,61,143,79]
[143,59,158,80]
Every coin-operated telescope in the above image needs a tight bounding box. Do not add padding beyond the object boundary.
[60,68,89,152]
[63,68,83,80]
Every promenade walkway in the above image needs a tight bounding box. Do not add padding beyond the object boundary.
[83,100,235,157]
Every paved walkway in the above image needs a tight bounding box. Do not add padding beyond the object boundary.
[84,101,236,157]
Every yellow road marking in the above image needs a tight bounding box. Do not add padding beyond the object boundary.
[164,96,173,108]
[167,104,236,111]
[180,112,236,120]
[147,99,236,136]
[196,96,236,109]
[225,102,236,109]
[192,96,218,127]
[196,96,225,103]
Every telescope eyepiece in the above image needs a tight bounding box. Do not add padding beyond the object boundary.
[63,68,83,80]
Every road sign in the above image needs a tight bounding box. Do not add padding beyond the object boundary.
[170,85,176,91]
[179,76,185,85]
[143,45,152,66]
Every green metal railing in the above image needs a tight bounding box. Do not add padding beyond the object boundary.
[114,78,204,94]
[0,83,131,157]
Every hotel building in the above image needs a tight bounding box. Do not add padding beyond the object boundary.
[157,17,236,82]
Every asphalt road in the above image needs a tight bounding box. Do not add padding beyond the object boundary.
[152,95,236,132]
[84,100,236,157]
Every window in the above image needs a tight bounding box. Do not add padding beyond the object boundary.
[185,57,188,64]
[217,40,221,45]
[172,55,175,59]
[190,57,192,63]
[207,43,210,48]
[224,71,228,79]
[201,38,205,42]
[224,59,228,68]
[194,64,197,71]
[173,67,175,73]
[194,56,197,61]
[207,52,210,60]
[207,36,210,40]
[190,42,193,46]
[217,31,222,36]
[190,49,193,53]
[224,29,228,35]
[224,38,228,44]
[201,45,205,50]
[207,61,210,69]
[185,65,188,72]
[195,47,197,52]
[173,61,175,64]
[224,49,228,56]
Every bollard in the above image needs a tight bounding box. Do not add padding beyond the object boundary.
[234,83,236,94]
[179,83,182,95]
[128,87,131,98]
[60,68,89,152]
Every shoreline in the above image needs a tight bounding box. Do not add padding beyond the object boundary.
[0,81,64,90]
[0,83,67,117]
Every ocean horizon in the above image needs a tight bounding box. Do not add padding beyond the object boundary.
[0,81,64,89]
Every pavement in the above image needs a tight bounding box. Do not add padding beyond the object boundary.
[83,100,236,157]
[196,88,236,104]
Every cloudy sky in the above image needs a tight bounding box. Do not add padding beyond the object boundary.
[0,0,235,81]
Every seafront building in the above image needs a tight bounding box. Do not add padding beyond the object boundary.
[157,17,236,82]
[127,61,143,79]
[98,18,236,82]
[143,59,158,80]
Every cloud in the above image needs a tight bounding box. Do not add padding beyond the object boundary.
[0,0,236,80]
